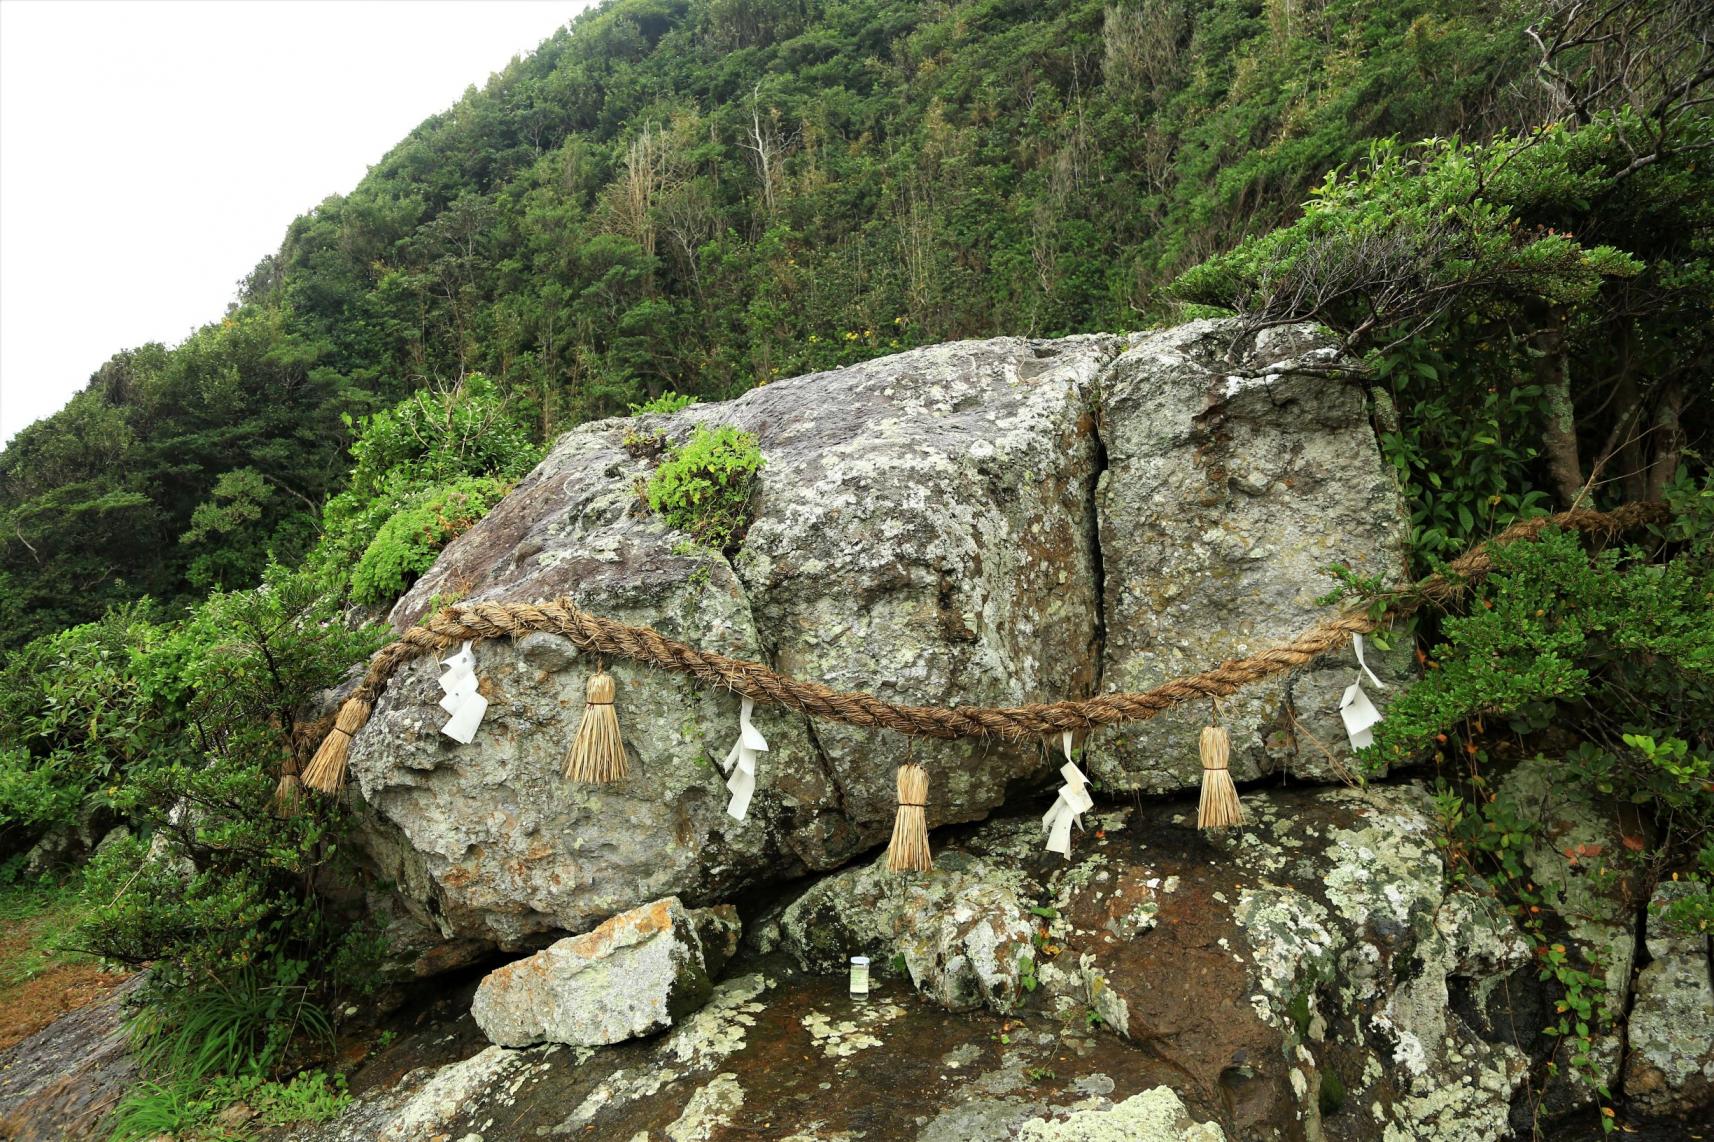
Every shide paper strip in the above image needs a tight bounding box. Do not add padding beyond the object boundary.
[717,696,768,820]
[1042,731,1093,857]
[1339,632,1385,750]
[438,640,489,745]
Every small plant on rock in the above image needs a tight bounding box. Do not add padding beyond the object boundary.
[644,425,764,554]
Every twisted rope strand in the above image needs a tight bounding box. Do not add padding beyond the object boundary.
[326,501,1667,749]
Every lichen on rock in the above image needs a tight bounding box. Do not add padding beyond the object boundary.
[470,896,738,1047]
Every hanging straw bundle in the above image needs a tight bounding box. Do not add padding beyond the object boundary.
[1196,724,1244,829]
[886,762,933,873]
[302,696,372,795]
[272,759,304,817]
[564,669,628,782]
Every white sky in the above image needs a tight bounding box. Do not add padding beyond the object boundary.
[0,0,597,443]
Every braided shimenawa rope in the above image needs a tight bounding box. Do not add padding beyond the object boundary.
[310,502,1667,778]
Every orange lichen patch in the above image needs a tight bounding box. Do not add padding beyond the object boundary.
[565,898,675,960]
[0,962,130,1052]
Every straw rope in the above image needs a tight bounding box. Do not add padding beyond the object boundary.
[310,501,1667,776]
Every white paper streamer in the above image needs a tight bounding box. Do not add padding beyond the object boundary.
[1042,731,1093,858]
[1339,635,1384,750]
[1353,633,1386,690]
[716,697,768,821]
[437,641,488,744]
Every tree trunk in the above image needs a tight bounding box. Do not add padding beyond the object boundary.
[1644,380,1685,501]
[1534,316,1585,508]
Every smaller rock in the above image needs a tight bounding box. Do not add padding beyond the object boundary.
[21,829,74,877]
[214,1102,256,1129]
[779,852,1036,1013]
[93,825,131,855]
[1015,1087,1227,1141]
[471,897,739,1048]
[1622,881,1714,1118]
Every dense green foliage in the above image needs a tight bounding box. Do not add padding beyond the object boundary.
[0,0,1546,647]
[0,377,530,1131]
[1176,110,1712,562]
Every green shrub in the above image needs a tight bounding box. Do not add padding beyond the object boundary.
[629,391,698,415]
[1362,527,1714,775]
[248,1068,351,1126]
[1357,486,1714,1112]
[0,604,175,852]
[71,564,387,983]
[0,748,83,839]
[338,373,538,499]
[349,476,510,605]
[644,425,764,553]
[313,374,540,600]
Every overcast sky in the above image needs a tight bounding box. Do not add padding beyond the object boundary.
[0,0,597,443]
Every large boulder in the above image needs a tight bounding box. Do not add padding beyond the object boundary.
[347,321,1408,949]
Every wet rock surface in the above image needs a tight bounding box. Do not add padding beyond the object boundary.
[290,967,1199,1142]
[0,976,140,1141]
[274,779,1714,1141]
[343,320,1408,951]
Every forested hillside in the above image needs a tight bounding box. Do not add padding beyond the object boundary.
[0,0,1544,645]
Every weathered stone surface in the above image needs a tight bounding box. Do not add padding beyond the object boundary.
[471,896,739,1047]
[347,322,1407,949]
[1015,1087,1227,1141]
[1091,321,1411,791]
[0,976,140,1142]
[351,334,1116,948]
[946,784,1539,1141]
[295,781,1605,1142]
[290,968,1199,1142]
[777,851,1037,1012]
[1494,755,1644,1113]
[1623,880,1714,1117]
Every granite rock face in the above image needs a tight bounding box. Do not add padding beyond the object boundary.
[471,896,739,1048]
[1623,881,1714,1117]
[1493,755,1645,1114]
[346,320,1409,949]
[1091,321,1411,791]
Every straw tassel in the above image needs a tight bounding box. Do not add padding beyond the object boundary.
[1196,724,1245,829]
[886,762,933,873]
[272,757,303,817]
[303,696,372,795]
[564,669,628,782]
